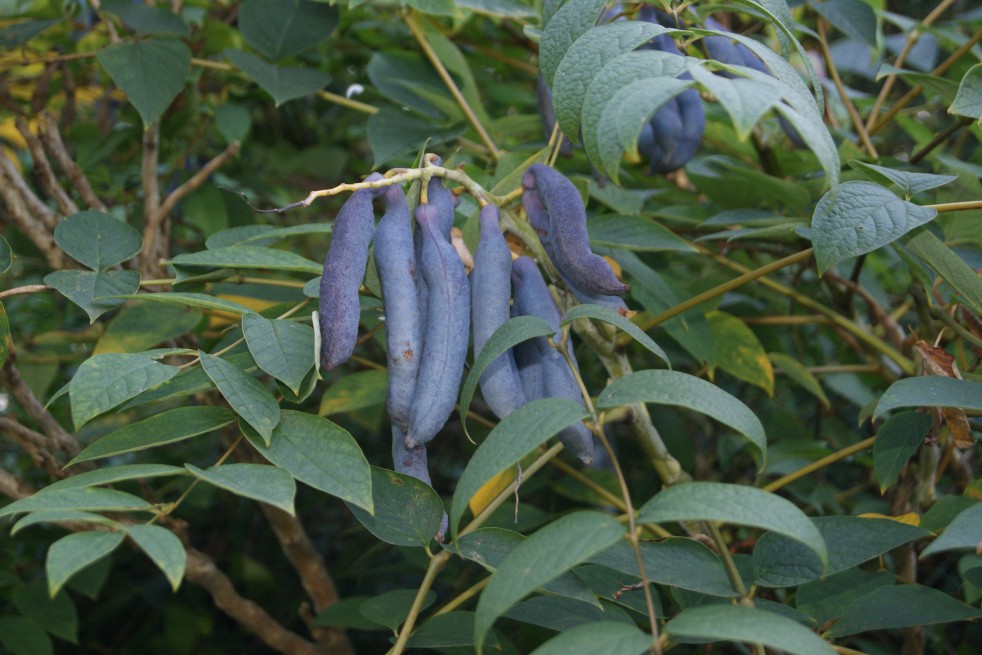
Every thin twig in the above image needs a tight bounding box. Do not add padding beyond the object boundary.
[762,437,875,493]
[39,112,107,211]
[1,357,80,457]
[405,11,501,160]
[817,21,877,158]
[15,116,79,216]
[909,117,970,164]
[317,90,378,115]
[865,0,959,132]
[0,284,50,300]
[869,29,982,136]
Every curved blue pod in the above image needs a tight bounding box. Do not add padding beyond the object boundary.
[522,164,628,297]
[406,203,471,448]
[510,256,594,464]
[374,184,421,431]
[318,172,384,371]
[471,205,528,419]
[414,173,456,344]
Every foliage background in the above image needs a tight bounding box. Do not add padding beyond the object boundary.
[0,0,981,654]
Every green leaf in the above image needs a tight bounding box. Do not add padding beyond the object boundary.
[242,314,313,395]
[245,410,373,513]
[11,511,119,536]
[812,181,937,274]
[360,589,437,631]
[185,463,296,515]
[529,621,654,655]
[52,211,141,271]
[873,412,933,492]
[848,161,958,198]
[225,49,330,107]
[458,315,556,437]
[405,0,456,16]
[112,292,253,316]
[319,369,388,416]
[768,352,829,408]
[454,528,600,606]
[313,596,386,630]
[874,376,982,419]
[553,22,670,145]
[169,246,322,274]
[0,233,10,273]
[12,580,78,644]
[102,0,189,36]
[590,537,738,597]
[0,488,150,519]
[560,304,669,366]
[638,483,826,566]
[68,352,180,429]
[450,398,590,537]
[827,584,982,637]
[43,464,186,493]
[950,63,982,119]
[94,303,200,355]
[46,532,125,597]
[753,516,929,587]
[688,63,784,140]
[44,269,141,323]
[666,604,835,655]
[586,213,694,253]
[238,0,338,60]
[125,524,186,592]
[408,612,500,649]
[504,595,633,632]
[921,502,982,557]
[809,0,876,46]
[539,0,609,85]
[795,568,896,625]
[215,102,250,145]
[706,310,774,395]
[901,227,982,315]
[0,616,54,655]
[0,301,9,369]
[347,466,443,547]
[0,17,61,47]
[474,512,625,653]
[69,406,236,465]
[366,107,465,167]
[97,39,190,127]
[454,0,536,18]
[597,370,766,466]
[199,351,280,445]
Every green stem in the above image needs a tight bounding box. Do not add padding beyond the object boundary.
[387,550,450,655]
[762,437,875,493]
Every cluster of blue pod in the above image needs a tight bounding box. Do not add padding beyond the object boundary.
[318,163,630,537]
[539,6,799,173]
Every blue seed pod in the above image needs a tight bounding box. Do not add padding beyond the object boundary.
[522,164,628,297]
[635,7,706,174]
[511,256,594,464]
[374,185,421,431]
[406,203,471,448]
[558,269,631,316]
[414,173,456,346]
[471,205,528,419]
[319,173,384,371]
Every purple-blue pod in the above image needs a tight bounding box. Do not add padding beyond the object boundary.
[701,17,804,147]
[406,203,471,448]
[521,164,628,297]
[374,185,421,431]
[392,425,449,541]
[471,205,528,419]
[557,269,631,316]
[510,256,594,464]
[414,174,456,353]
[319,173,384,371]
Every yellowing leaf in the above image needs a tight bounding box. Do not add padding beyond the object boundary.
[468,466,517,516]
[706,310,774,395]
[858,512,921,527]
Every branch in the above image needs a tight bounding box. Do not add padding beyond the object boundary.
[15,116,79,216]
[0,156,63,269]
[0,357,80,458]
[39,112,107,212]
[0,416,62,475]
[141,140,240,271]
[183,547,327,655]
